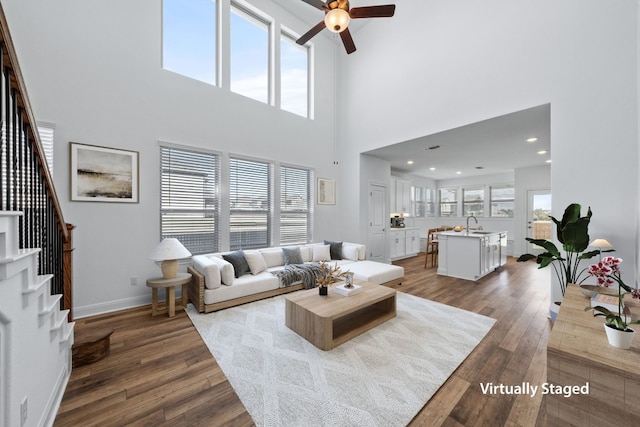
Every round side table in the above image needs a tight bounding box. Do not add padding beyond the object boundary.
[146,272,192,317]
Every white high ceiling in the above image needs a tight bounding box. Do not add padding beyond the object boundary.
[285,2,551,181]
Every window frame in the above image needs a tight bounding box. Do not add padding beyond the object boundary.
[490,185,515,218]
[159,142,221,255]
[462,187,485,217]
[279,163,314,245]
[439,188,458,217]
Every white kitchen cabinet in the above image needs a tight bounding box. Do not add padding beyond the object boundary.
[405,228,420,256]
[389,229,406,260]
[388,227,420,260]
[437,231,507,281]
[390,178,412,213]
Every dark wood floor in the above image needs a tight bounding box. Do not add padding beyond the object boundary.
[54,255,551,427]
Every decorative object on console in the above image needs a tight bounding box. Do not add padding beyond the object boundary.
[583,256,640,349]
[69,142,139,203]
[148,238,192,279]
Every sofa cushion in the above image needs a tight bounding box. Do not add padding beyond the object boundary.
[207,255,234,285]
[324,240,343,260]
[342,245,359,261]
[203,271,280,305]
[347,260,404,285]
[192,256,222,289]
[312,244,331,262]
[243,250,267,275]
[344,242,366,260]
[283,247,303,265]
[260,248,284,268]
[222,250,250,278]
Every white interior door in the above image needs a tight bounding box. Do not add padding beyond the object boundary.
[368,183,387,262]
[527,189,552,254]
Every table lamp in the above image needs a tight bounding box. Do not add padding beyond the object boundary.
[148,238,192,279]
[589,238,614,261]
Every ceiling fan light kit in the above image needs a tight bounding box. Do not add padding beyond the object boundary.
[297,0,396,54]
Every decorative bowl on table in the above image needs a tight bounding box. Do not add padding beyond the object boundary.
[453,225,464,232]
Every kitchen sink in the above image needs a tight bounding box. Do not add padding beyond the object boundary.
[470,231,495,235]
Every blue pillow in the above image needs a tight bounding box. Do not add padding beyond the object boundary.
[324,240,343,260]
[283,247,304,265]
[222,250,250,278]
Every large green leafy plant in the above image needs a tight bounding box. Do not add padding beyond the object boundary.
[517,203,601,296]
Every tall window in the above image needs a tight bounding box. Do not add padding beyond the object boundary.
[230,3,269,103]
[439,188,457,217]
[491,185,515,217]
[160,145,220,254]
[280,165,313,245]
[413,186,435,217]
[162,0,216,85]
[229,157,273,250]
[280,33,308,117]
[463,187,484,217]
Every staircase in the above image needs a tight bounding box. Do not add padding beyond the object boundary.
[0,212,74,427]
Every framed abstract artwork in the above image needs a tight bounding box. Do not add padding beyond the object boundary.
[70,142,139,203]
[317,178,335,205]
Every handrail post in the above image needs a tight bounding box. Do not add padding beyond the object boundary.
[63,223,75,321]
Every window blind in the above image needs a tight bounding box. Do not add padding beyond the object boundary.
[280,165,312,245]
[160,145,220,254]
[37,122,55,173]
[229,156,272,250]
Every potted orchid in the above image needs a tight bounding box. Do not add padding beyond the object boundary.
[583,256,640,349]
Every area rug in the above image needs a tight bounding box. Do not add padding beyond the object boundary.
[186,291,495,427]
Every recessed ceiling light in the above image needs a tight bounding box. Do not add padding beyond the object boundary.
[538,150,547,155]
[546,159,552,163]
[429,167,436,171]
[407,160,414,165]
[526,137,538,143]
[456,171,462,175]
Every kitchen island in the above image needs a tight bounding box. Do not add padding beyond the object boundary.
[437,231,507,281]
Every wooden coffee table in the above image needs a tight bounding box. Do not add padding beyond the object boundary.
[284,281,396,350]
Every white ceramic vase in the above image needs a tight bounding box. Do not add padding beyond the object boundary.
[604,324,635,349]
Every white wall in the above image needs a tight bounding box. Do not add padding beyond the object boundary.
[340,0,638,298]
[2,0,343,317]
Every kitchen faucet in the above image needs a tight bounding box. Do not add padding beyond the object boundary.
[466,215,478,232]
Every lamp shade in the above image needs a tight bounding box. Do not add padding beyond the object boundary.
[148,238,192,279]
[148,238,192,261]
[589,239,613,249]
[325,8,350,33]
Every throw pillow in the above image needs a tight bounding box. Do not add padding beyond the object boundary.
[209,255,234,286]
[283,247,304,265]
[222,250,250,278]
[324,240,343,260]
[342,245,359,261]
[243,250,267,275]
[312,244,331,262]
[260,248,284,268]
[192,256,222,289]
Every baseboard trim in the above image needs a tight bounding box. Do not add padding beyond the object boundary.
[73,295,152,319]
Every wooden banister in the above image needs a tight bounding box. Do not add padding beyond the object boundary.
[0,3,74,317]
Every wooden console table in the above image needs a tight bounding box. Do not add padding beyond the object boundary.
[547,284,640,426]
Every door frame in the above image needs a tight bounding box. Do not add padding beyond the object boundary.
[526,189,552,255]
[368,182,388,262]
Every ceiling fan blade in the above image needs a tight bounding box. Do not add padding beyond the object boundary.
[350,5,396,19]
[340,28,357,54]
[296,21,326,45]
[300,0,326,10]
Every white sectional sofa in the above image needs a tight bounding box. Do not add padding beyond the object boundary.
[187,241,404,313]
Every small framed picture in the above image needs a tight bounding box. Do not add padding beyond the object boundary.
[317,178,335,205]
[70,142,139,203]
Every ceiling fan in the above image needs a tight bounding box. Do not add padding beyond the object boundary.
[296,0,396,54]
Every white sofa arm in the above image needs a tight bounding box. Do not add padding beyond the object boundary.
[192,255,222,289]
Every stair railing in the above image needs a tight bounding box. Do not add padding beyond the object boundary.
[0,4,74,318]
